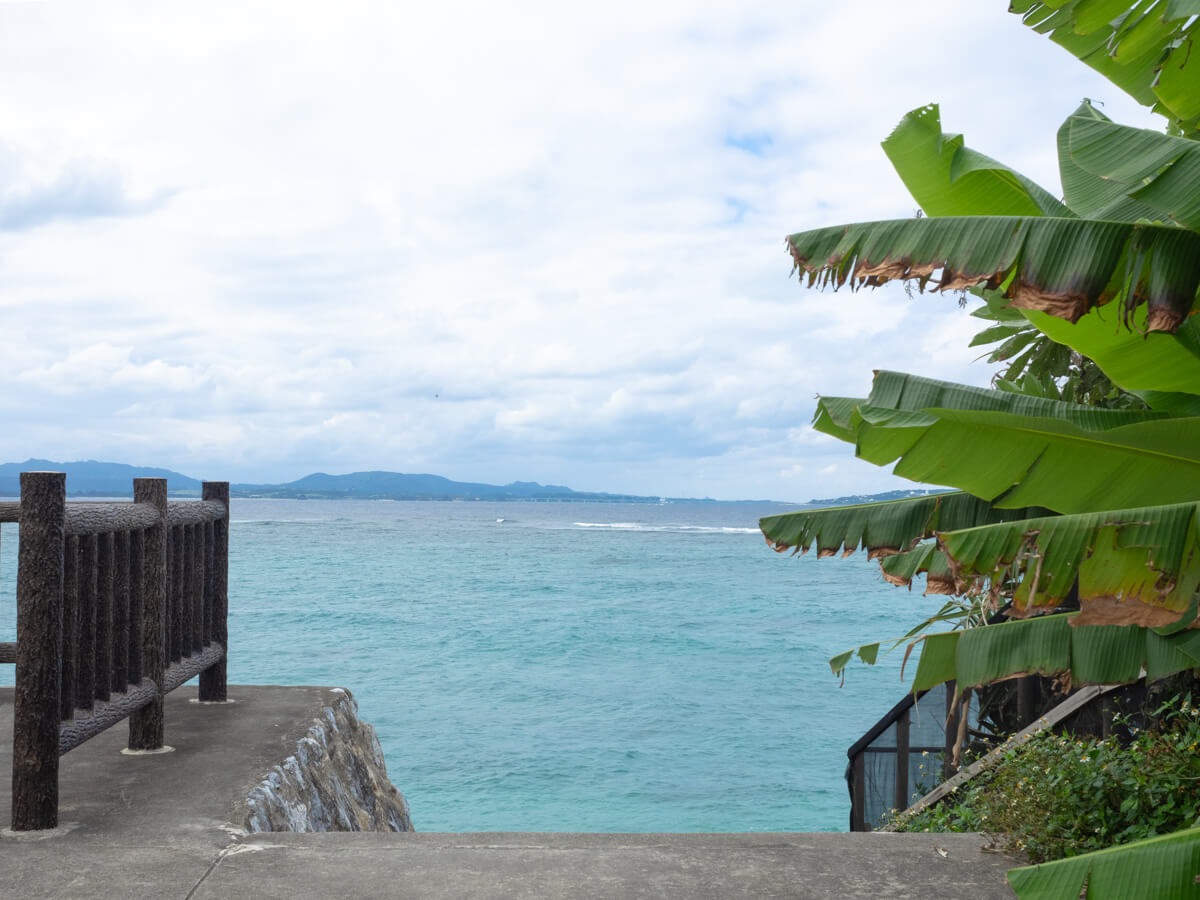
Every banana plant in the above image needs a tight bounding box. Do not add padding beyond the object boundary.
[769,4,1200,895]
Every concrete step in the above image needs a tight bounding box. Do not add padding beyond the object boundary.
[0,687,1018,899]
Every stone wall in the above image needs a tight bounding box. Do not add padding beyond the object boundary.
[242,688,414,832]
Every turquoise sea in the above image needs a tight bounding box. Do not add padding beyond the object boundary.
[1,498,936,832]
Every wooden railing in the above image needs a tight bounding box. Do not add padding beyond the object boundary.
[0,472,229,830]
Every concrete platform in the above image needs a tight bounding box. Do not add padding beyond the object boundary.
[0,686,1020,899]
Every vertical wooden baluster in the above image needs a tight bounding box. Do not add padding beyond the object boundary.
[128,529,144,685]
[180,524,193,657]
[191,523,204,653]
[75,534,96,711]
[203,520,215,646]
[171,525,184,663]
[60,535,78,722]
[113,531,130,692]
[95,532,113,703]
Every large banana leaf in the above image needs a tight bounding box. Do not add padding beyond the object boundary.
[1057,99,1168,222]
[881,103,1067,217]
[909,613,1200,693]
[845,99,1200,398]
[759,490,1048,558]
[939,502,1200,623]
[1065,109,1200,229]
[1013,0,1200,135]
[1007,825,1200,900]
[812,371,1200,515]
[788,215,1200,332]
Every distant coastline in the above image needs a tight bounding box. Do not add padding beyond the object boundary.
[0,458,937,506]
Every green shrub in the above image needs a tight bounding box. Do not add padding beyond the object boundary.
[893,697,1200,863]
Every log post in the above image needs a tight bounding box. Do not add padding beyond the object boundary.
[12,471,66,830]
[199,482,228,702]
[128,478,167,750]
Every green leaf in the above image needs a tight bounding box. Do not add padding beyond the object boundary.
[759,490,1049,558]
[787,216,1200,333]
[821,371,1198,517]
[1015,1,1200,135]
[1066,110,1200,229]
[968,323,1027,348]
[911,631,960,692]
[911,614,1200,692]
[882,104,1067,217]
[955,615,1073,687]
[1057,100,1165,222]
[1024,305,1200,396]
[1007,825,1200,899]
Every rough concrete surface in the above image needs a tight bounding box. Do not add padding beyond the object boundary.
[0,685,1020,899]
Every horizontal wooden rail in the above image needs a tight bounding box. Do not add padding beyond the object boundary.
[163,643,226,693]
[64,502,160,535]
[0,642,14,664]
[59,679,158,754]
[167,500,227,526]
[0,501,18,522]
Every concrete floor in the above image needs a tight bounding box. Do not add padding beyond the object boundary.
[0,686,1020,899]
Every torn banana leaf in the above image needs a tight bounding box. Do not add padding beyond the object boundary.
[909,613,1200,693]
[829,596,990,681]
[1007,826,1200,900]
[1013,0,1200,136]
[882,103,1067,218]
[828,642,881,684]
[939,502,1200,626]
[787,215,1200,333]
[759,491,1049,558]
[879,542,962,595]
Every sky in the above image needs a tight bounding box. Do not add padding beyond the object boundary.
[0,1,1168,501]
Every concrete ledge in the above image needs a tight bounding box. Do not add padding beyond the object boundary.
[199,832,1019,899]
[0,686,1019,899]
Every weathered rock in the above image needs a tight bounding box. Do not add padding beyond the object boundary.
[242,688,413,832]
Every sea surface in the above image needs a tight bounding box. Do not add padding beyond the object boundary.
[0,498,938,832]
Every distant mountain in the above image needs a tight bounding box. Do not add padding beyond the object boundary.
[231,470,657,502]
[804,488,951,507]
[0,459,202,497]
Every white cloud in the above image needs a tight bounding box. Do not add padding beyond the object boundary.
[0,1,1167,499]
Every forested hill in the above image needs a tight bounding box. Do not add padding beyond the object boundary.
[0,461,659,501]
[0,459,201,496]
[232,471,657,502]
[0,459,926,505]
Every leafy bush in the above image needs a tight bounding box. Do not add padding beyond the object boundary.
[893,697,1200,863]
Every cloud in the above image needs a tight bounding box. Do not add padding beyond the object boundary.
[0,2,1169,499]
[0,152,171,231]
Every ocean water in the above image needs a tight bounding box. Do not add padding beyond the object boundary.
[0,499,936,832]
